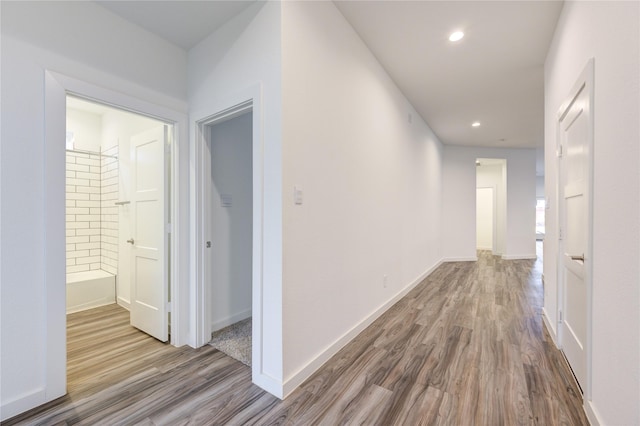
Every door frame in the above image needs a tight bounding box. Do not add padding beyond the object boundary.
[191,84,273,394]
[556,58,594,400]
[44,70,188,400]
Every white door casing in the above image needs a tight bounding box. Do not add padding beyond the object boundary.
[130,125,169,342]
[557,59,594,396]
[24,71,186,423]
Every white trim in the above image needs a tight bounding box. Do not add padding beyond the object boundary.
[442,256,478,262]
[211,309,252,333]
[117,296,131,311]
[0,388,47,421]
[252,372,284,400]
[38,70,188,418]
[541,307,558,346]
[584,400,603,426]
[282,260,443,398]
[501,254,538,260]
[44,71,67,404]
[191,84,272,394]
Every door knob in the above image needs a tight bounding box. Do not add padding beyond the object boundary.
[570,254,584,262]
[127,238,135,245]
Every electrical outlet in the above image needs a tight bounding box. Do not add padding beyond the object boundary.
[383,274,388,288]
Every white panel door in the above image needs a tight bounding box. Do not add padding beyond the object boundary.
[559,85,590,391]
[130,126,168,342]
[476,187,494,250]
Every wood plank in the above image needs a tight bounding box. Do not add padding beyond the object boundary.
[4,244,588,425]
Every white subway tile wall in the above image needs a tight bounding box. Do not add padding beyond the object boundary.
[101,146,119,275]
[65,149,119,275]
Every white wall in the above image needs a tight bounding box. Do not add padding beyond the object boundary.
[1,1,187,102]
[544,2,640,424]
[442,146,536,260]
[66,108,102,151]
[208,113,253,331]
[0,2,187,419]
[188,1,284,395]
[280,1,443,394]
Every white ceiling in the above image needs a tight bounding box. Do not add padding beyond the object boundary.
[334,1,563,150]
[94,0,561,158]
[96,1,256,50]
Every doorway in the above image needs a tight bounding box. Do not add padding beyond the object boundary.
[202,111,253,365]
[42,70,187,408]
[65,95,171,340]
[64,96,173,389]
[476,158,507,255]
[193,90,277,394]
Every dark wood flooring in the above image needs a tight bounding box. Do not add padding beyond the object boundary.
[4,247,588,425]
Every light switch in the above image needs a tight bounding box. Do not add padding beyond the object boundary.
[294,186,303,205]
[221,194,232,207]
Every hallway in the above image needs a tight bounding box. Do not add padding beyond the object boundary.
[5,248,587,425]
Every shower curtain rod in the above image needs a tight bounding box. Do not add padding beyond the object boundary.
[66,148,118,159]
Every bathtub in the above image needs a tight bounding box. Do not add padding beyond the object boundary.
[66,270,116,314]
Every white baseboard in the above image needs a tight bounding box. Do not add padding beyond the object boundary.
[211,309,252,333]
[584,399,602,425]
[281,260,443,398]
[66,298,114,314]
[501,254,537,260]
[252,370,284,400]
[117,296,131,311]
[541,307,558,346]
[442,256,477,262]
[0,387,46,422]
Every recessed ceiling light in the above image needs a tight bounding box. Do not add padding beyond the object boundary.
[449,31,464,42]
[472,121,481,127]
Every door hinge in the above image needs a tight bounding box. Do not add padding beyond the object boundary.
[559,310,563,323]
[557,144,563,157]
[167,302,172,313]
[559,227,564,240]
[166,223,172,233]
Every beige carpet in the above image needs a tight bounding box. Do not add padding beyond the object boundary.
[209,318,252,366]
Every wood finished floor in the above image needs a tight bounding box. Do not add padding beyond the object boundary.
[4,248,588,425]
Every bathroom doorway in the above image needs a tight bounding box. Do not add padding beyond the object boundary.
[65,95,173,388]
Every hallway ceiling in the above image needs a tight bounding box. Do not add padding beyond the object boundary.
[334,1,563,149]
[94,1,562,151]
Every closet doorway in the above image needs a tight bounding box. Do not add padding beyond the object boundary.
[203,111,253,367]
